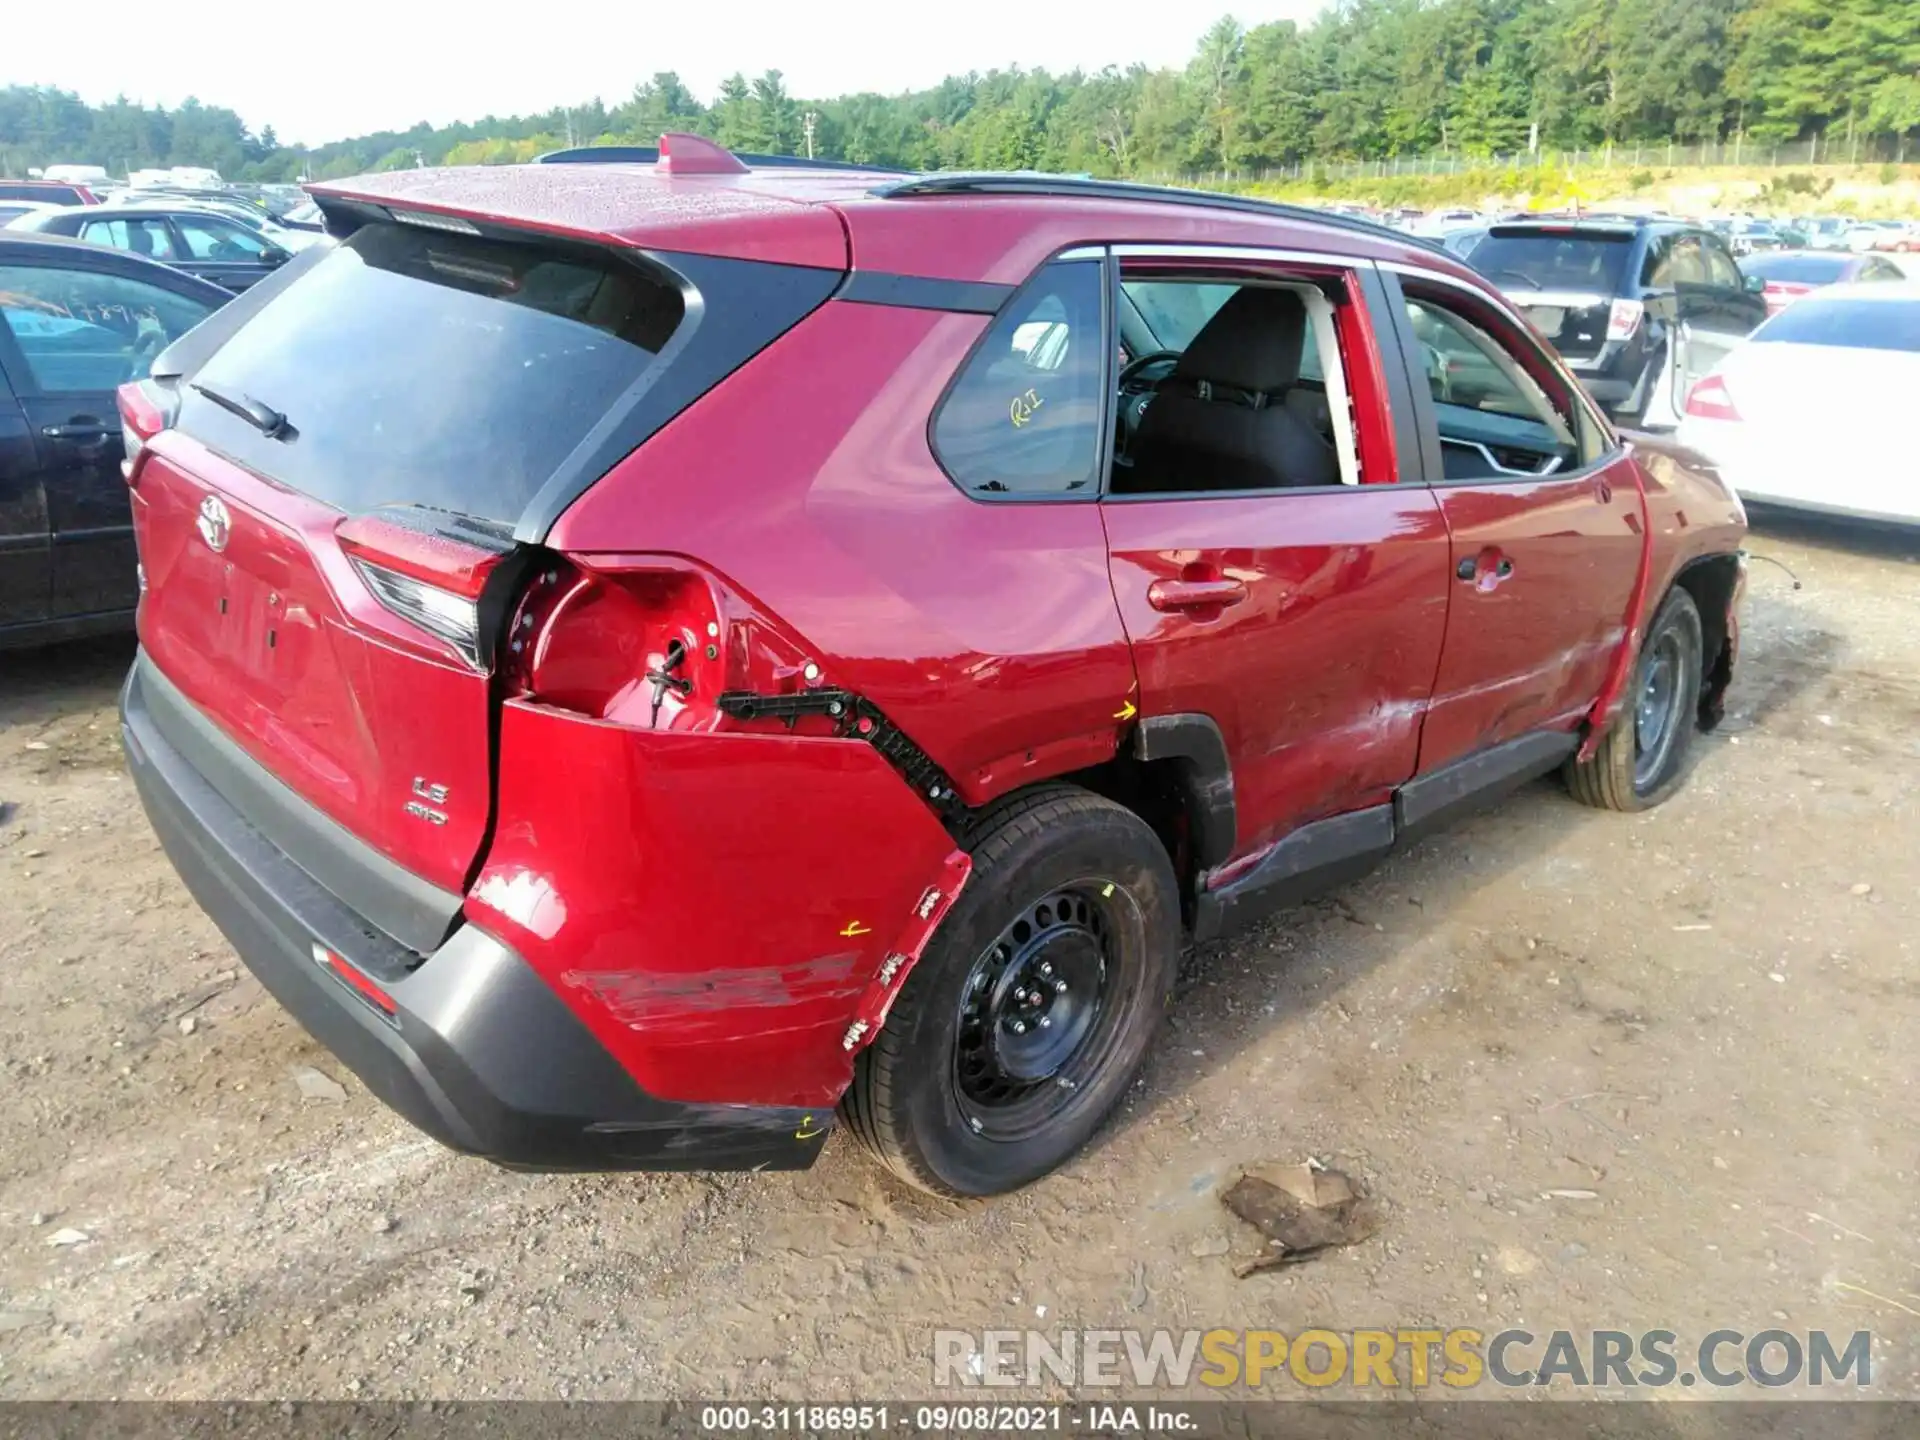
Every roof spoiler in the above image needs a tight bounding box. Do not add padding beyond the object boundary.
[534,134,909,175]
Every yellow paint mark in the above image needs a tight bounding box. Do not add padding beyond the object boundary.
[795,1114,825,1140]
[1113,698,1138,721]
[1009,387,1045,428]
[839,920,871,937]
[1102,882,1116,898]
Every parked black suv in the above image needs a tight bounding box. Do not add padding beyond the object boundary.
[1456,217,1767,427]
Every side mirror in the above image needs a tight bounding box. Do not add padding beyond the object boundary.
[1743,273,1766,295]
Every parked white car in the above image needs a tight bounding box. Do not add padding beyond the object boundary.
[1677,282,1920,527]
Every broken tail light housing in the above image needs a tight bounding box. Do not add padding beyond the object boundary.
[1683,374,1740,422]
[500,554,818,733]
[115,379,175,483]
[336,508,516,668]
[1607,298,1644,342]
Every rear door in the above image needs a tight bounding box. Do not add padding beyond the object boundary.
[1672,232,1759,395]
[1389,272,1643,774]
[1099,253,1452,859]
[0,328,50,631]
[0,256,217,620]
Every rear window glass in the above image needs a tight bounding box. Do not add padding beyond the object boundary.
[1468,230,1631,292]
[178,222,685,524]
[1756,298,1920,352]
[1743,254,1848,284]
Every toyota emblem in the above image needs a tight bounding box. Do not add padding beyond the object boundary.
[196,495,232,553]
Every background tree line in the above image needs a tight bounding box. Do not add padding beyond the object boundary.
[6,0,1919,183]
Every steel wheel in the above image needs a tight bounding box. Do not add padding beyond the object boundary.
[952,883,1127,1144]
[1633,628,1686,790]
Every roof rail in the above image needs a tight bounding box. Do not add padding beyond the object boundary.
[870,173,1441,251]
[534,142,909,175]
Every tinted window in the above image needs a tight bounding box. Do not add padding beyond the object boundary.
[932,259,1104,498]
[79,217,178,261]
[175,214,271,260]
[175,223,686,525]
[0,183,84,204]
[0,264,215,392]
[1702,241,1743,289]
[1756,299,1920,352]
[1743,253,1850,285]
[1467,230,1631,292]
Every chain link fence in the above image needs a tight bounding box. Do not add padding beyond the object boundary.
[1151,133,1917,188]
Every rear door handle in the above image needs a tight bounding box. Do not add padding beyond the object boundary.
[1457,553,1515,587]
[42,422,112,441]
[1147,577,1248,612]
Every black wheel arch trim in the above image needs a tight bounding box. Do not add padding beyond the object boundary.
[1130,713,1237,871]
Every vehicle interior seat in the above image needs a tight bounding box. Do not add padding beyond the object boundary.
[1118,286,1340,494]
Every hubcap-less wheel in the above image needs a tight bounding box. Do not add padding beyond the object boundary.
[1634,630,1685,790]
[954,884,1124,1143]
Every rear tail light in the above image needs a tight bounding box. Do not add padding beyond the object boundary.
[115,380,174,483]
[336,509,513,668]
[501,555,818,733]
[1606,298,1644,342]
[1684,374,1740,422]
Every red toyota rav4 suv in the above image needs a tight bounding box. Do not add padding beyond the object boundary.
[118,135,1745,1197]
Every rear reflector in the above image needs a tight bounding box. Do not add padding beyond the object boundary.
[310,942,398,1020]
[1684,374,1740,422]
[1607,298,1644,342]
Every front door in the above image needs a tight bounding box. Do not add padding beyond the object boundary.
[1102,258,1452,860]
[0,258,220,619]
[1392,278,1645,774]
[1673,232,1765,399]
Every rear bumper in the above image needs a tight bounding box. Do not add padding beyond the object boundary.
[121,652,829,1172]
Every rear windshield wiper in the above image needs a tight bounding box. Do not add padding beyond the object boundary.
[191,381,292,441]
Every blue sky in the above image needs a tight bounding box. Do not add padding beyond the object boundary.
[11,0,1328,146]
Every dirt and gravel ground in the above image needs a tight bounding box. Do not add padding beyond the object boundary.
[2,511,1917,1403]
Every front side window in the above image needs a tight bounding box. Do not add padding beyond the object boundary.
[931,259,1105,498]
[0,264,214,392]
[79,218,178,261]
[1703,242,1744,290]
[1405,293,1609,478]
[175,215,272,261]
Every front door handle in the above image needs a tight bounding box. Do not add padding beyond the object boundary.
[1457,551,1515,589]
[1147,577,1249,612]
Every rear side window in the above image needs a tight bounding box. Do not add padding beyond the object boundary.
[1468,230,1630,292]
[80,217,179,260]
[178,222,687,524]
[1756,299,1920,352]
[932,259,1105,498]
[1743,254,1849,284]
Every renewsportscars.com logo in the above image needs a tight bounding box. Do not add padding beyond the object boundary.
[933,1328,1873,1391]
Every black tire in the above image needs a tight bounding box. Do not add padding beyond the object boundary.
[1566,587,1703,812]
[841,786,1180,1197]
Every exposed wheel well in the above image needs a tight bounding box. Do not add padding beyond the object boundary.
[1672,552,1741,730]
[984,754,1212,931]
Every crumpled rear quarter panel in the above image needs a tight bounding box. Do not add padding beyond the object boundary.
[465,699,966,1108]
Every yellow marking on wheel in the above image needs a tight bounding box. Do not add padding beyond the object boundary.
[1102,882,1116,898]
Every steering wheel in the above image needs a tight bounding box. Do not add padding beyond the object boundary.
[1119,349,1183,392]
